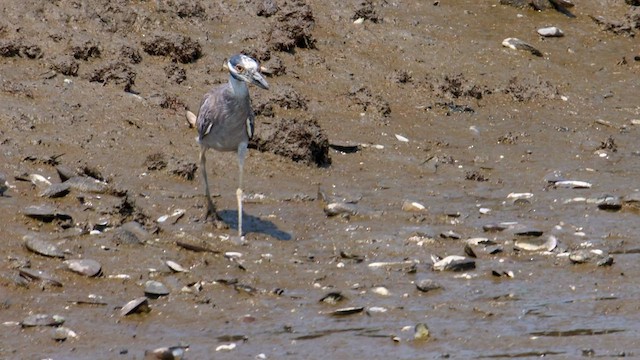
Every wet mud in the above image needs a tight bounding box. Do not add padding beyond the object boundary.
[1,0,640,359]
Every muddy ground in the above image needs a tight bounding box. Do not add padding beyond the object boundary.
[1,0,640,358]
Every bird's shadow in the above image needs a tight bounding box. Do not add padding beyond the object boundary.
[218,210,292,241]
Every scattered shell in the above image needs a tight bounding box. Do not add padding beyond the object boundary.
[28,174,52,189]
[514,228,544,237]
[166,260,189,273]
[402,200,426,212]
[328,306,364,316]
[414,323,430,341]
[53,327,77,341]
[145,345,188,360]
[483,223,507,232]
[324,202,358,217]
[596,195,622,211]
[371,286,390,296]
[157,209,186,224]
[507,192,534,200]
[395,134,409,142]
[319,292,345,305]
[553,180,592,189]
[514,235,557,252]
[39,182,71,198]
[22,314,65,327]
[537,26,564,37]
[64,176,108,193]
[569,249,614,266]
[367,306,387,313]
[353,17,365,24]
[432,255,476,272]
[114,221,149,245]
[55,165,78,182]
[502,38,543,57]
[64,259,102,277]
[23,204,72,223]
[492,270,515,278]
[368,260,416,268]
[19,268,63,287]
[329,141,361,153]
[145,280,170,297]
[23,234,64,258]
[215,343,237,352]
[415,278,442,293]
[439,230,461,240]
[120,297,151,316]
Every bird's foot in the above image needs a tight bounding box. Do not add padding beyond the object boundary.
[204,209,228,230]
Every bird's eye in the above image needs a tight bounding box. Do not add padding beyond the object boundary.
[235,65,244,72]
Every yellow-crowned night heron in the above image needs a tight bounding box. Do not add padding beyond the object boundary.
[196,54,269,238]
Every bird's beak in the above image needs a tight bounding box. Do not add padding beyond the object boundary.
[251,71,269,90]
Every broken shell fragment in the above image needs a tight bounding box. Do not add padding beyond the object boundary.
[120,297,151,316]
[64,259,102,277]
[553,180,592,189]
[319,292,345,305]
[402,200,426,212]
[53,327,78,341]
[145,345,189,360]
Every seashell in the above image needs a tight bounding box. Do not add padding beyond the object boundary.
[145,345,188,360]
[22,314,65,327]
[19,268,63,287]
[514,228,544,237]
[514,235,557,252]
[23,205,72,223]
[319,292,345,305]
[157,209,186,224]
[553,180,592,189]
[55,165,78,182]
[215,343,236,352]
[395,134,409,142]
[329,141,361,153]
[569,249,614,266]
[371,286,390,296]
[23,234,64,258]
[64,259,102,277]
[414,323,430,341]
[537,26,564,37]
[64,176,109,193]
[432,255,476,272]
[144,281,170,297]
[502,38,543,57]
[595,195,622,211]
[165,260,189,273]
[53,327,77,341]
[120,297,151,316]
[39,182,71,198]
[328,306,364,316]
[367,306,387,313]
[324,202,358,217]
[402,200,426,212]
[28,174,51,189]
[353,17,364,24]
[483,223,507,232]
[439,230,461,239]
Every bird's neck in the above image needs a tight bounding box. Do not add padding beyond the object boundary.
[229,75,249,98]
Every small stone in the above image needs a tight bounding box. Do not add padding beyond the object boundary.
[120,297,150,316]
[24,234,64,258]
[39,182,71,198]
[53,327,77,341]
[402,200,426,212]
[432,255,476,272]
[64,259,102,277]
[596,195,622,211]
[414,323,430,341]
[502,37,543,57]
[415,278,442,293]
[22,314,65,327]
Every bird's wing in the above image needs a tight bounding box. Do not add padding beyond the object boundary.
[196,86,228,139]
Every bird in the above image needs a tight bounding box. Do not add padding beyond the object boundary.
[191,54,269,239]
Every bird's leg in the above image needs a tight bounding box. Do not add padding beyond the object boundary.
[236,142,248,239]
[200,147,224,227]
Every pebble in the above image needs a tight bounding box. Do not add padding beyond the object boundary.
[537,26,564,37]
[114,221,149,245]
[39,182,71,198]
[371,286,390,296]
[23,234,64,258]
[319,292,345,305]
[569,249,614,266]
[64,176,109,193]
[595,195,622,211]
[395,134,409,142]
[324,202,358,217]
[145,345,188,360]
[414,323,430,341]
[502,38,543,57]
[19,268,63,287]
[166,260,189,273]
[328,306,364,316]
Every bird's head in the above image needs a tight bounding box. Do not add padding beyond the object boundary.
[228,54,269,90]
